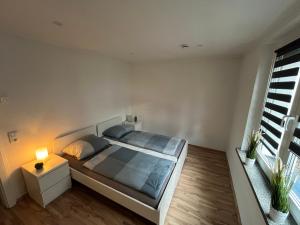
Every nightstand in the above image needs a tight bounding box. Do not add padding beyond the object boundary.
[124,121,142,130]
[21,154,71,207]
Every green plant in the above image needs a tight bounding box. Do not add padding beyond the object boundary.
[271,158,293,213]
[246,130,261,159]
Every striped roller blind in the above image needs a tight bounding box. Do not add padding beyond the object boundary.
[260,38,300,156]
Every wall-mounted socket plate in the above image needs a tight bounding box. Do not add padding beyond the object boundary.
[7,131,18,143]
[0,96,8,104]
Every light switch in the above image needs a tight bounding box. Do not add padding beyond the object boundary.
[7,131,18,143]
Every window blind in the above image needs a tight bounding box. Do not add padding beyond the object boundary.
[260,38,300,156]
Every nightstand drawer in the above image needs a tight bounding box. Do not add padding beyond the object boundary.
[41,175,71,207]
[39,163,69,192]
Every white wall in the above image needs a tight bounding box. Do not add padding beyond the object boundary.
[227,50,259,153]
[227,49,267,225]
[0,33,131,205]
[130,58,241,151]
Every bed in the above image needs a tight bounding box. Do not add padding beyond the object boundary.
[97,116,186,162]
[54,117,188,225]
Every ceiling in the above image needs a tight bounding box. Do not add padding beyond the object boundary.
[0,0,298,62]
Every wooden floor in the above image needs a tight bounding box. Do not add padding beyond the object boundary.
[0,145,240,225]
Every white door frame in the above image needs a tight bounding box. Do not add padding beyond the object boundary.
[0,138,16,207]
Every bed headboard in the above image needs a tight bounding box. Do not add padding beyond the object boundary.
[96,116,123,137]
[53,125,97,154]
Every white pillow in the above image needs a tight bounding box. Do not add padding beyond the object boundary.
[63,140,95,160]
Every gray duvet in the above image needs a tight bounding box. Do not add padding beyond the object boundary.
[120,131,185,157]
[83,145,175,199]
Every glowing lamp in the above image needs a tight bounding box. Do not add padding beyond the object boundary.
[35,148,48,162]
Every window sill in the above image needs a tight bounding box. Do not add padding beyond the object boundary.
[236,148,297,225]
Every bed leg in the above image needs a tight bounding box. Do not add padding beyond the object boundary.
[157,211,167,225]
[157,218,164,225]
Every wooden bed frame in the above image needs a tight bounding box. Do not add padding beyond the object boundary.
[54,116,188,225]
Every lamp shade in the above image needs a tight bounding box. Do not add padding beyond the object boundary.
[35,148,48,161]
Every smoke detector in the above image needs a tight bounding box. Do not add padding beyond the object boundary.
[52,21,63,27]
[180,44,189,48]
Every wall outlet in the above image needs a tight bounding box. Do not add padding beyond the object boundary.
[7,131,18,143]
[0,96,8,104]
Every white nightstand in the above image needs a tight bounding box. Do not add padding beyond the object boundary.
[21,154,71,207]
[124,121,142,130]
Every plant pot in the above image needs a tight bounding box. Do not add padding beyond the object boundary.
[245,157,255,166]
[269,206,289,224]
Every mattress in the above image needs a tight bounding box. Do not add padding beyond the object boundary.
[61,148,175,208]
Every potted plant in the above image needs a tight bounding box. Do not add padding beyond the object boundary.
[245,130,261,166]
[269,158,293,224]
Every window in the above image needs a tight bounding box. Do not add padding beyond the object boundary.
[289,154,299,203]
[256,38,300,224]
[258,46,300,169]
[287,118,300,223]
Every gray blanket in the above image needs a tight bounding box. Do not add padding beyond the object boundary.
[83,145,175,199]
[120,131,184,156]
